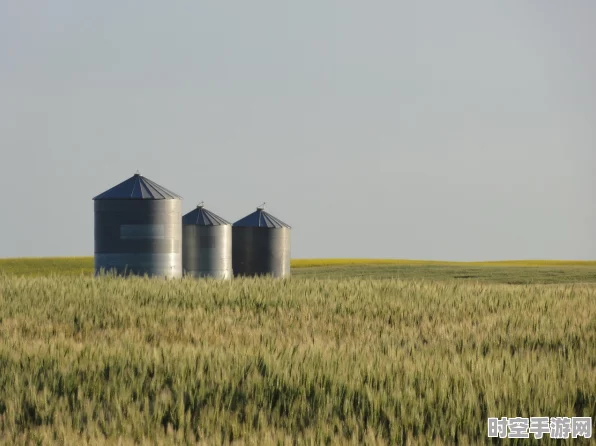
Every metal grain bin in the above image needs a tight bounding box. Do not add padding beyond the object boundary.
[93,173,182,278]
[182,204,232,279]
[232,205,291,278]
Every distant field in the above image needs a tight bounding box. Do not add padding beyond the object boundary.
[2,257,596,284]
[0,274,594,444]
[0,257,94,276]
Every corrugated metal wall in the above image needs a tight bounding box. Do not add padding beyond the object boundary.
[183,224,232,279]
[232,227,291,277]
[94,199,182,277]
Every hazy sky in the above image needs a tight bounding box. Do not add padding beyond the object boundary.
[1,1,595,260]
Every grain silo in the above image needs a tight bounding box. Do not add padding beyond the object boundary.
[232,205,291,278]
[182,204,232,279]
[93,172,182,278]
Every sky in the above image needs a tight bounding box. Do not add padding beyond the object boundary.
[1,1,595,260]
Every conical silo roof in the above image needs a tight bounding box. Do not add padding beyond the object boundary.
[233,207,291,228]
[182,204,230,226]
[93,173,182,200]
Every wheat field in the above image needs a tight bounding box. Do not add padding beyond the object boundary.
[0,272,594,445]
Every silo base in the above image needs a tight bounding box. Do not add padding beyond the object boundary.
[183,270,232,280]
[94,253,182,278]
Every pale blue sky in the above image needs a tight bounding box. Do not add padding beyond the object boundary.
[1,1,595,260]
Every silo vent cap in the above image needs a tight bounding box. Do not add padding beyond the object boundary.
[257,202,266,210]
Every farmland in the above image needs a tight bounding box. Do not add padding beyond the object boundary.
[0,259,595,444]
[2,257,596,284]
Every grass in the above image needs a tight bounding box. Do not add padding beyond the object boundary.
[0,273,595,445]
[292,263,596,284]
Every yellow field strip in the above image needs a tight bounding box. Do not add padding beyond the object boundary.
[291,258,596,268]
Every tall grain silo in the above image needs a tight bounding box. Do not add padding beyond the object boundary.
[93,172,182,278]
[182,204,232,279]
[232,205,291,278]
